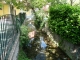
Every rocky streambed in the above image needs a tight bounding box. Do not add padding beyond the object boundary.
[25,31,71,60]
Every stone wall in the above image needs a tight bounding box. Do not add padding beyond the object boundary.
[46,29,80,60]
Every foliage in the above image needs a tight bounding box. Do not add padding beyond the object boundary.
[49,4,80,44]
[31,0,47,8]
[8,0,47,10]
[18,49,31,60]
[0,3,2,8]
[34,10,46,30]
[34,15,42,30]
[20,25,29,48]
[4,0,16,5]
[4,0,49,31]
[15,1,26,10]
[19,13,26,25]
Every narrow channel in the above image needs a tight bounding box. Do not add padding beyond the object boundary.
[25,21,71,60]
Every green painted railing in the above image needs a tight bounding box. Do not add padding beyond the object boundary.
[0,14,19,60]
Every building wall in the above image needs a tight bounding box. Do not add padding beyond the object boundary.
[0,9,3,16]
[3,4,10,15]
[0,4,10,16]
[15,8,32,17]
[15,7,21,15]
[26,9,32,16]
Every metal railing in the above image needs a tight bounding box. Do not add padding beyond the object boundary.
[0,14,19,60]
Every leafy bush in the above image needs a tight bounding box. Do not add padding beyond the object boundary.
[19,25,30,60]
[49,4,80,44]
[18,49,31,60]
[19,13,26,24]
[20,25,29,48]
[34,15,42,30]
[34,10,46,30]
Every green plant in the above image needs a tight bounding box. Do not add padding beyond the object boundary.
[18,49,31,60]
[20,25,29,48]
[34,15,42,30]
[19,13,26,24]
[49,4,80,44]
[34,10,46,30]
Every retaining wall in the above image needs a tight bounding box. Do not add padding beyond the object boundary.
[46,30,80,60]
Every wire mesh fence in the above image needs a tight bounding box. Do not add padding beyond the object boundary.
[0,14,19,60]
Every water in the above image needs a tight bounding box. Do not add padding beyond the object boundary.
[27,32,71,60]
[28,38,34,47]
[26,20,71,60]
[35,53,46,60]
[28,35,47,50]
[40,36,47,50]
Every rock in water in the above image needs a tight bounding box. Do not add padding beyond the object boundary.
[35,53,46,60]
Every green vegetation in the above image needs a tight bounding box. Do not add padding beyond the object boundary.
[19,13,26,25]
[20,25,29,48]
[18,25,30,60]
[18,49,31,60]
[49,4,80,44]
[0,3,2,8]
[34,15,42,30]
[34,11,45,30]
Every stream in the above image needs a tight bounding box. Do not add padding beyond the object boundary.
[25,20,71,60]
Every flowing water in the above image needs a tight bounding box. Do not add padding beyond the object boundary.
[25,21,71,60]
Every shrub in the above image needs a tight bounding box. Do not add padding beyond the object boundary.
[19,13,26,24]
[34,15,42,30]
[20,25,29,48]
[49,4,80,44]
[18,49,31,60]
[34,11,46,30]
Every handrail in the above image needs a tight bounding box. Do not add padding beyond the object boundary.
[0,14,19,60]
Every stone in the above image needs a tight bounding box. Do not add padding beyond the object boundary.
[35,53,46,60]
[45,52,49,57]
